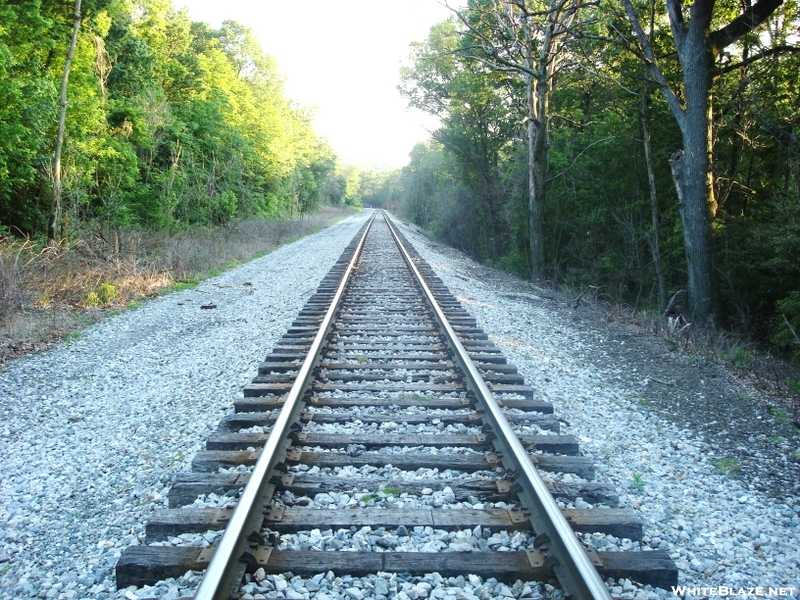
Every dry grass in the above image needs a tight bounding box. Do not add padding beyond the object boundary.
[0,205,356,365]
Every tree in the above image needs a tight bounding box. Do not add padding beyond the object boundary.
[50,0,83,241]
[342,165,362,208]
[446,0,585,281]
[400,18,518,263]
[621,0,795,327]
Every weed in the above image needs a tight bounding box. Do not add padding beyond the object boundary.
[98,282,118,304]
[631,473,646,493]
[0,206,357,364]
[84,282,120,307]
[789,450,800,461]
[83,292,100,307]
[171,280,198,292]
[382,485,403,496]
[356,356,368,364]
[37,292,52,309]
[719,345,754,369]
[360,494,375,503]
[712,456,742,477]
[64,330,81,343]
[769,407,790,422]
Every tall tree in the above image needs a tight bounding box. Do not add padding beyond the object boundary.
[446,0,585,281]
[400,18,519,263]
[50,0,83,241]
[621,0,794,327]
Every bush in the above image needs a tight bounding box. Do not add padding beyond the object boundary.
[84,282,119,307]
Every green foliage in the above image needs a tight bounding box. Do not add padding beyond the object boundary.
[0,0,336,237]
[719,345,754,369]
[398,18,521,266]
[395,1,800,354]
[84,282,118,307]
[341,166,363,208]
[769,407,790,423]
[631,473,645,493]
[712,456,742,477]
[171,280,198,292]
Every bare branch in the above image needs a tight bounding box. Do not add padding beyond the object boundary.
[443,0,540,77]
[621,0,686,125]
[784,314,800,347]
[546,135,628,185]
[664,289,686,317]
[715,44,800,74]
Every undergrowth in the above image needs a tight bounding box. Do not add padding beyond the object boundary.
[0,206,355,364]
[581,292,800,431]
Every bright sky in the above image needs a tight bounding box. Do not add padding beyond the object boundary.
[173,0,462,171]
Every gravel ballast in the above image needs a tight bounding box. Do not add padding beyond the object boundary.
[396,219,799,594]
[0,213,370,600]
[1,210,798,599]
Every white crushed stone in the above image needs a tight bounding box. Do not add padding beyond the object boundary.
[7,210,795,599]
[0,213,371,599]
[268,524,531,553]
[395,217,800,594]
[278,487,516,512]
[126,570,569,600]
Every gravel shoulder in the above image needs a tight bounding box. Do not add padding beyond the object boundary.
[397,219,800,592]
[0,212,371,599]
[1,211,798,600]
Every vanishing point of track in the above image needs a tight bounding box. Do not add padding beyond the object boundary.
[116,211,677,599]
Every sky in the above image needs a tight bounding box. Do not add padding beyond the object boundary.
[173,0,463,171]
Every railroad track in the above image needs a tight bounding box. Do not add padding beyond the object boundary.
[116,211,677,599]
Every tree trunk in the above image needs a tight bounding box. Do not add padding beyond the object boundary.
[622,0,785,329]
[640,90,667,311]
[49,0,82,242]
[527,72,547,282]
[672,31,718,328]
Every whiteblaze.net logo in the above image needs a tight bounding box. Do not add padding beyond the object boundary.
[672,587,799,598]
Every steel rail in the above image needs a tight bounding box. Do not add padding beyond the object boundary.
[193,211,376,600]
[382,211,613,600]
